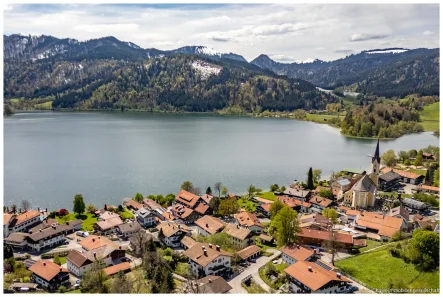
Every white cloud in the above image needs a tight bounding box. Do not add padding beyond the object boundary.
[3,4,439,62]
[423,30,434,35]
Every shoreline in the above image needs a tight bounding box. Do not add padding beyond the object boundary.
[11,108,423,140]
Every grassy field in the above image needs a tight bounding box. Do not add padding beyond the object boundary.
[56,213,98,231]
[305,113,343,124]
[34,101,53,110]
[120,208,135,220]
[419,102,440,131]
[335,247,439,290]
[174,262,189,278]
[238,198,258,212]
[242,282,268,294]
[256,192,277,201]
[358,240,384,253]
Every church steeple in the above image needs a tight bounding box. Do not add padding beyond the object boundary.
[372,138,380,164]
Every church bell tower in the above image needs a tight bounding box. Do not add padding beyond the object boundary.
[370,139,381,187]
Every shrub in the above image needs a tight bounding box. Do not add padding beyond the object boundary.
[59,286,67,293]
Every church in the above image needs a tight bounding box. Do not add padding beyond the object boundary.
[343,139,380,208]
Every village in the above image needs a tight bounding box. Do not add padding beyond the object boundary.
[3,141,440,294]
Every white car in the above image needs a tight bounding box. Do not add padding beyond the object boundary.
[272,260,278,264]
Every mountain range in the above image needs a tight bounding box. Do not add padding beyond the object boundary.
[3,34,440,111]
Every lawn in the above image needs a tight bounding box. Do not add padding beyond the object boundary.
[242,281,268,294]
[256,191,277,201]
[56,213,98,231]
[419,102,440,131]
[66,289,82,294]
[358,239,384,253]
[258,261,288,289]
[238,198,258,212]
[120,208,135,219]
[174,262,189,278]
[305,113,343,124]
[335,247,439,290]
[34,101,53,110]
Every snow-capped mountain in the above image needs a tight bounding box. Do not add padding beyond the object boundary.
[364,48,409,54]
[169,46,247,62]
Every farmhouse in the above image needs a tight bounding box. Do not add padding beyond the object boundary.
[195,215,225,236]
[183,242,232,278]
[234,211,263,234]
[29,260,70,291]
[223,223,254,249]
[157,221,190,248]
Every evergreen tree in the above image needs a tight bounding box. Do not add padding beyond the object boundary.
[307,167,314,190]
[206,187,212,195]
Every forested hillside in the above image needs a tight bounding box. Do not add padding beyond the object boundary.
[4,54,336,112]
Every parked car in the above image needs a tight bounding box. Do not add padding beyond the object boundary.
[347,286,359,292]
[249,258,256,263]
[272,260,278,264]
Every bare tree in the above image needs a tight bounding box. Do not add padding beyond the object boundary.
[214,182,222,198]
[111,272,131,293]
[324,222,343,266]
[21,200,30,211]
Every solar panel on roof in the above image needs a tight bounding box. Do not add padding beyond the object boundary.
[313,259,333,271]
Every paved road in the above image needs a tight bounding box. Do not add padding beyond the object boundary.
[228,248,281,294]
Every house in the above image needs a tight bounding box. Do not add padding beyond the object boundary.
[94,216,123,235]
[8,210,41,233]
[135,208,157,227]
[299,213,331,230]
[3,213,16,238]
[400,198,430,212]
[171,204,200,224]
[55,209,69,216]
[280,244,316,265]
[353,211,405,240]
[103,262,131,277]
[124,199,144,211]
[157,221,190,248]
[283,188,311,201]
[389,206,410,226]
[29,260,70,291]
[277,196,311,213]
[195,215,225,237]
[8,283,39,292]
[67,236,125,277]
[234,211,263,234]
[308,196,333,212]
[117,222,142,238]
[258,234,274,245]
[417,184,440,195]
[343,175,377,208]
[5,232,30,250]
[331,178,352,200]
[29,218,60,233]
[175,189,210,218]
[200,194,214,205]
[295,228,364,250]
[393,169,424,185]
[378,171,402,191]
[256,203,272,217]
[98,211,120,221]
[181,235,197,250]
[253,197,275,205]
[196,275,232,294]
[236,245,261,262]
[183,242,232,278]
[223,223,254,249]
[285,260,351,293]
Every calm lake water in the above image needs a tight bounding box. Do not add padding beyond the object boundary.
[4,112,440,210]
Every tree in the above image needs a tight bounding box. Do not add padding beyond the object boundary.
[312,169,322,184]
[324,223,343,266]
[410,229,439,270]
[425,169,431,184]
[319,189,334,200]
[218,197,240,216]
[206,187,212,195]
[214,182,222,197]
[270,200,285,219]
[322,208,338,224]
[73,194,86,216]
[4,244,14,259]
[111,271,131,293]
[53,255,61,265]
[134,192,144,202]
[247,185,261,199]
[181,181,194,192]
[433,168,440,187]
[221,186,228,197]
[270,184,279,192]
[414,150,423,166]
[87,204,96,213]
[270,206,300,246]
[279,185,286,192]
[21,200,30,211]
[190,187,201,196]
[209,197,221,214]
[11,204,17,213]
[408,149,418,159]
[307,167,314,190]
[398,150,409,163]
[80,260,109,293]
[381,150,397,167]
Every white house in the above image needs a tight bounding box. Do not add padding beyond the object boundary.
[135,208,157,227]
[157,221,190,248]
[195,215,225,237]
[183,242,232,278]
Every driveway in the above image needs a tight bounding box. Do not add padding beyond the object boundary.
[228,248,281,294]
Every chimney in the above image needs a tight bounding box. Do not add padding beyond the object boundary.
[43,262,46,266]
[53,225,56,229]
[92,238,96,242]
[46,208,47,212]
[98,237,100,239]
[93,252,97,258]
[66,222,69,225]
[216,245,220,251]
[29,230,33,234]
[206,223,209,228]
[119,246,122,250]
[208,279,212,283]
[203,249,207,256]
[60,267,63,272]
[296,244,300,249]
[308,266,312,272]
[39,229,42,232]
[209,243,212,249]
[202,245,206,250]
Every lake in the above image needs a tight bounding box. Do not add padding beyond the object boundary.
[4,112,439,210]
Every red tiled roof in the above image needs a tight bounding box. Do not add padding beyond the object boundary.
[195,215,225,235]
[235,212,262,228]
[277,196,311,208]
[355,211,403,238]
[280,244,314,261]
[176,190,201,208]
[297,228,353,244]
[103,262,131,276]
[260,204,272,212]
[309,196,333,208]
[393,169,423,179]
[4,213,15,226]
[124,199,143,210]
[194,203,210,215]
[420,185,440,192]
[237,245,261,260]
[29,260,68,282]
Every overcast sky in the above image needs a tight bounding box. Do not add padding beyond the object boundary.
[4,3,440,63]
